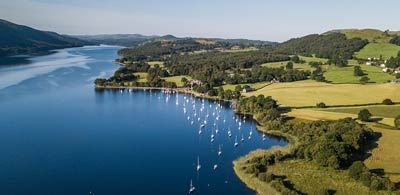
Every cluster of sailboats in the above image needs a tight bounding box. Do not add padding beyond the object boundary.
[121,88,268,194]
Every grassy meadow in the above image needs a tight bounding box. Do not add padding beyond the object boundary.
[364,123,400,183]
[243,80,400,107]
[340,29,392,43]
[267,160,388,195]
[221,81,271,91]
[355,43,400,60]
[324,64,395,84]
[323,105,400,118]
[163,75,191,87]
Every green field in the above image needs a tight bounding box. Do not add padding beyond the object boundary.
[221,81,271,91]
[147,61,164,67]
[260,61,315,71]
[323,105,400,118]
[134,72,148,82]
[244,80,400,107]
[163,75,191,87]
[300,55,329,63]
[355,43,400,60]
[267,160,387,195]
[340,29,392,43]
[260,56,329,71]
[364,124,400,183]
[324,64,395,84]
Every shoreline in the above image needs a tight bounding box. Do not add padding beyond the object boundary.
[95,85,232,102]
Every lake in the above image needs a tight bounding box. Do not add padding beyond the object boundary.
[0,45,287,195]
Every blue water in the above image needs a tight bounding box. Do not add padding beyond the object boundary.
[0,46,287,195]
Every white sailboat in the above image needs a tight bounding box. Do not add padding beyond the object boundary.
[241,134,244,142]
[189,179,195,193]
[234,136,239,147]
[213,164,218,170]
[196,156,201,171]
[218,145,222,156]
[262,134,266,141]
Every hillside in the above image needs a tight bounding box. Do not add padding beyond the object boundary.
[0,19,89,57]
[327,29,400,59]
[74,34,158,47]
[75,33,277,48]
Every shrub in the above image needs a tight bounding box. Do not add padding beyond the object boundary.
[353,66,364,76]
[316,102,327,108]
[265,173,274,183]
[395,115,400,129]
[382,98,394,105]
[258,172,267,182]
[348,161,365,180]
[359,76,370,84]
[358,109,372,122]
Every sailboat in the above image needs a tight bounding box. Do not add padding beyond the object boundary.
[189,179,195,193]
[218,145,222,156]
[196,156,201,171]
[227,128,232,137]
[262,134,266,141]
[234,136,239,147]
[241,134,245,142]
[213,164,218,170]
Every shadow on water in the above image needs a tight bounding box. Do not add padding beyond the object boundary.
[0,56,31,66]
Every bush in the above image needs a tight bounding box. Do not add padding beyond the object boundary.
[258,172,267,182]
[382,98,394,105]
[353,66,364,76]
[348,161,365,180]
[265,173,274,183]
[316,102,327,108]
[359,76,370,84]
[395,115,400,129]
[358,109,372,122]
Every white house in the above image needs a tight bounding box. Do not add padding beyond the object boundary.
[366,62,372,65]
[383,68,389,72]
[380,64,386,68]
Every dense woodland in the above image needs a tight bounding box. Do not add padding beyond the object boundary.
[98,31,374,94]
[274,33,368,66]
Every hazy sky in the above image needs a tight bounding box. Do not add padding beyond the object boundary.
[1,0,399,42]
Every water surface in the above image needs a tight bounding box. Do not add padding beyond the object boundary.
[0,46,287,194]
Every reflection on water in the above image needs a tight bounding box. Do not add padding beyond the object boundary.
[0,46,287,195]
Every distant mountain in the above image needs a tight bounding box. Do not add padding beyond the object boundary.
[73,34,158,47]
[0,19,89,57]
[75,33,276,47]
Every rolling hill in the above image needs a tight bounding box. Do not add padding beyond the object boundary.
[0,19,89,57]
[327,29,400,59]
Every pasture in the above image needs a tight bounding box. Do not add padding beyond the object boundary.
[324,64,395,84]
[355,43,400,60]
[244,80,400,107]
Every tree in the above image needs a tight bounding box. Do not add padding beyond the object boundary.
[358,109,372,122]
[291,55,300,63]
[395,115,400,129]
[181,77,188,86]
[316,102,327,108]
[382,98,394,105]
[353,66,364,76]
[349,161,366,180]
[286,61,294,70]
[94,78,107,86]
[359,76,370,84]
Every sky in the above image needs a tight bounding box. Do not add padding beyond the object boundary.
[0,0,399,42]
